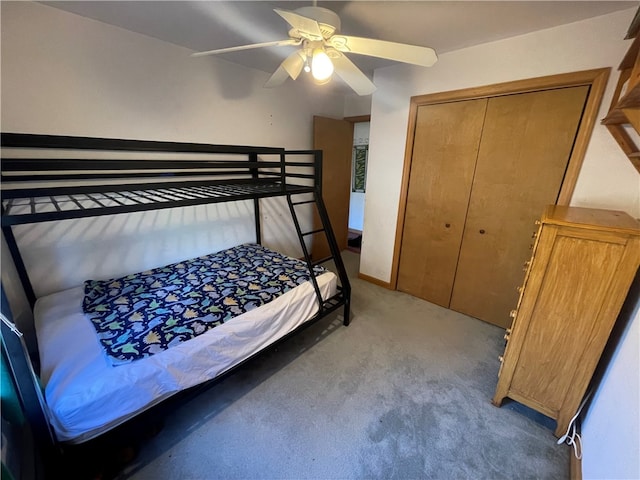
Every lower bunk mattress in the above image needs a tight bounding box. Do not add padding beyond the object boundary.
[34,244,337,444]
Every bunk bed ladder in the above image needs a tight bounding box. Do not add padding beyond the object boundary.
[286,192,351,327]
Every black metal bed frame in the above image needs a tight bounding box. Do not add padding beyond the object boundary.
[0,133,351,473]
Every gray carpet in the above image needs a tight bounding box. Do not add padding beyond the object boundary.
[115,251,568,479]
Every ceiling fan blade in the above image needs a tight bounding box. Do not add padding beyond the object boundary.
[328,35,438,67]
[264,65,290,88]
[191,39,300,57]
[281,51,306,80]
[330,52,376,96]
[274,8,323,40]
[265,51,306,88]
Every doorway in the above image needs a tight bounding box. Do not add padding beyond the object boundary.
[312,114,371,260]
[347,119,370,254]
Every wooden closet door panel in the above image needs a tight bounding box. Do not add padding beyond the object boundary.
[449,86,589,327]
[397,99,487,306]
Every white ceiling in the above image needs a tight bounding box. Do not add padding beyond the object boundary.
[43,1,638,80]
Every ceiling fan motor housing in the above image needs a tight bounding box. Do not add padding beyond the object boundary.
[294,6,341,38]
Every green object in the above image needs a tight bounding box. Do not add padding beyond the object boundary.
[2,350,23,480]
[352,145,368,193]
[2,461,16,480]
[1,349,24,426]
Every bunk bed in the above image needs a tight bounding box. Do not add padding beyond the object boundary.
[0,133,351,454]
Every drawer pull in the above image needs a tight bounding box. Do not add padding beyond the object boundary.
[516,286,523,293]
[505,328,512,335]
[503,333,510,341]
[523,260,531,271]
[498,355,504,363]
[510,310,517,318]
[535,220,541,225]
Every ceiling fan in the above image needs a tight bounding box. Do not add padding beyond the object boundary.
[191,5,438,95]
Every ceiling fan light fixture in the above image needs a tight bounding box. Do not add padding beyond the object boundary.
[193,6,437,95]
[311,48,333,82]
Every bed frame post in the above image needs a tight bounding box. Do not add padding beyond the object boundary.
[314,150,323,192]
[249,152,262,245]
[1,287,60,475]
[2,225,36,307]
[313,189,351,326]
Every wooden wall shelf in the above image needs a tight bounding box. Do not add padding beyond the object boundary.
[602,34,640,173]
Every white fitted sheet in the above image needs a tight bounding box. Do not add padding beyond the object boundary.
[34,270,337,444]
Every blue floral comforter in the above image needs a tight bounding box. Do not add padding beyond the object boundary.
[83,243,326,365]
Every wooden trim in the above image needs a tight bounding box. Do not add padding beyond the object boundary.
[409,68,609,105]
[390,99,421,289]
[344,115,371,123]
[557,68,610,204]
[358,272,393,289]
[390,68,611,290]
[570,450,582,480]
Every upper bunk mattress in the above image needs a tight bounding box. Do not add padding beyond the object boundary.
[34,244,337,444]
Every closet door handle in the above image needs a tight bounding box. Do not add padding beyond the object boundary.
[445,223,451,228]
[479,229,486,234]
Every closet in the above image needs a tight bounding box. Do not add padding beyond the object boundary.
[396,84,590,328]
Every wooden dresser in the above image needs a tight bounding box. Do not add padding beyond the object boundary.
[492,205,640,437]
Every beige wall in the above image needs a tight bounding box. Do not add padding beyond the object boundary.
[344,93,372,118]
[360,8,639,478]
[362,8,639,284]
[0,2,346,300]
[1,2,637,476]
[0,2,345,147]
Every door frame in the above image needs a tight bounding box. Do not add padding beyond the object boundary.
[345,115,371,123]
[390,68,610,290]
[344,114,371,232]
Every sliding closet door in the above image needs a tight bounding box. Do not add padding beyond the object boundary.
[449,86,589,327]
[397,99,487,307]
